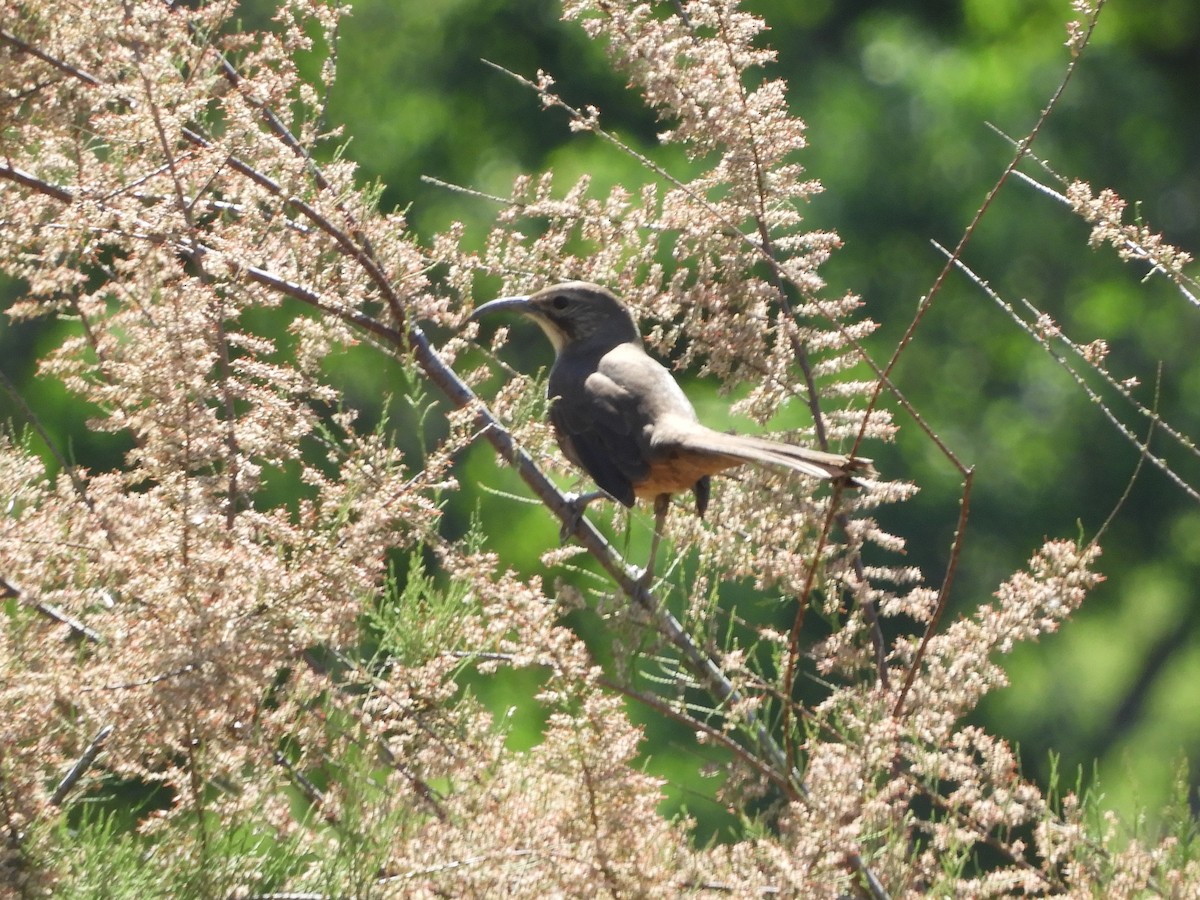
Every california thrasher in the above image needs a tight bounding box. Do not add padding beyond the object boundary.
[471,281,870,580]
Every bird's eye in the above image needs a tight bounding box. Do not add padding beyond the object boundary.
[551,295,569,310]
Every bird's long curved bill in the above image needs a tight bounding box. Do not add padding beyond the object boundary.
[468,295,532,322]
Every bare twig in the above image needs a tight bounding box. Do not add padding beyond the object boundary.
[34,598,104,644]
[1091,368,1160,546]
[935,244,1199,504]
[0,27,102,87]
[50,724,113,806]
[893,468,974,719]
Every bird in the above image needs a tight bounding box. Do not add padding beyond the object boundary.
[470,281,870,582]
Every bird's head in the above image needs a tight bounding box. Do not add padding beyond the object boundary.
[469,281,641,355]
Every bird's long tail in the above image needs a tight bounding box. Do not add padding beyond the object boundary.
[679,428,873,486]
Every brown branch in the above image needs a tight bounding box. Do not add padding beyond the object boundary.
[600,674,795,797]
[703,7,890,694]
[0,27,102,87]
[860,1,1105,725]
[0,161,74,204]
[893,468,974,719]
[849,5,1105,470]
[49,724,113,806]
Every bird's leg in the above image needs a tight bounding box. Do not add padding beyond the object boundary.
[559,489,608,544]
[638,493,671,589]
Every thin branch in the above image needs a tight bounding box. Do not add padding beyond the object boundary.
[0,27,102,87]
[848,2,1107,468]
[1006,163,1198,308]
[273,750,336,825]
[1091,366,1159,547]
[0,357,92,502]
[599,675,793,796]
[708,11,891,686]
[0,161,74,204]
[3,575,103,644]
[935,243,1199,504]
[81,662,200,692]
[50,724,113,806]
[893,468,974,719]
[33,599,104,644]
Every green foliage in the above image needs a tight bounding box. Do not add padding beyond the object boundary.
[369,550,474,665]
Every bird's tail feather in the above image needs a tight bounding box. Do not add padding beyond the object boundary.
[680,429,873,486]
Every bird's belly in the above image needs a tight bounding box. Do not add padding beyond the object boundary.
[632,450,741,498]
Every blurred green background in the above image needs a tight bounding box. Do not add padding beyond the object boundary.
[3,0,1199,836]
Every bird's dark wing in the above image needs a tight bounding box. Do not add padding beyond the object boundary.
[548,369,650,507]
